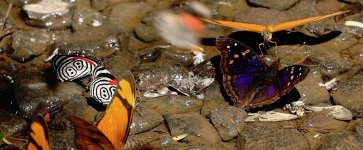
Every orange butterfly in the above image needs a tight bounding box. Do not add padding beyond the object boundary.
[27,114,50,150]
[68,75,136,150]
[200,10,349,42]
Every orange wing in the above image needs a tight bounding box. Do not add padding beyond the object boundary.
[271,10,349,32]
[199,18,266,33]
[97,76,136,150]
[68,116,115,150]
[27,114,50,150]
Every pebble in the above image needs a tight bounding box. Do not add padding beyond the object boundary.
[319,131,363,149]
[72,3,106,31]
[295,67,330,105]
[300,112,348,133]
[13,71,84,118]
[248,0,299,10]
[200,82,230,117]
[22,0,72,29]
[134,23,160,42]
[165,113,221,144]
[11,30,52,62]
[331,74,363,117]
[210,106,247,141]
[108,2,153,32]
[240,122,309,149]
[141,95,203,115]
[129,107,164,134]
[234,8,290,26]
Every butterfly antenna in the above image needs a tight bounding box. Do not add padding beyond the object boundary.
[275,44,304,63]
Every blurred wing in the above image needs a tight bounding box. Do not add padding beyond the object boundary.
[68,116,115,150]
[249,65,310,108]
[97,75,136,150]
[200,18,266,33]
[272,10,349,32]
[216,36,267,107]
[27,114,50,150]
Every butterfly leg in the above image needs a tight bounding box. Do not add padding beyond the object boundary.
[258,43,265,55]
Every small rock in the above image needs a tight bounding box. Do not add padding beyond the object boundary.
[134,62,188,92]
[309,35,354,77]
[13,71,84,118]
[247,0,299,10]
[319,131,363,149]
[57,28,121,58]
[91,0,128,11]
[137,46,163,63]
[234,8,290,26]
[11,30,51,62]
[158,47,194,66]
[200,82,230,117]
[104,49,139,79]
[300,112,348,133]
[72,3,106,31]
[210,106,247,141]
[129,107,164,134]
[295,67,330,105]
[141,95,203,115]
[108,2,152,32]
[331,74,363,117]
[0,110,26,138]
[165,113,221,144]
[240,122,309,149]
[134,23,160,42]
[23,0,72,29]
[269,45,312,65]
[200,0,248,20]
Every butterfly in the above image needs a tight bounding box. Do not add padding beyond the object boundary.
[69,74,136,150]
[201,11,348,42]
[216,36,310,109]
[52,55,99,82]
[27,114,50,150]
[89,65,118,105]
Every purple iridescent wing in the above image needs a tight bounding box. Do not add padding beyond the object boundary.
[248,65,310,108]
[216,36,268,106]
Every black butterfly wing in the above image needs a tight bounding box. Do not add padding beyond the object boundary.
[68,116,115,150]
[248,65,310,108]
[216,36,268,107]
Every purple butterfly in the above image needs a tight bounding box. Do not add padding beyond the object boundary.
[216,36,310,109]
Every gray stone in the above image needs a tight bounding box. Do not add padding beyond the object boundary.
[141,95,203,115]
[72,3,106,31]
[107,2,152,32]
[134,23,160,42]
[295,67,330,105]
[129,107,164,134]
[318,131,363,149]
[248,0,299,10]
[165,113,221,144]
[331,74,363,117]
[240,122,309,149]
[11,30,51,62]
[210,106,247,141]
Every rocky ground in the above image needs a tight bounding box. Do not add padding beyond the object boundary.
[0,0,363,149]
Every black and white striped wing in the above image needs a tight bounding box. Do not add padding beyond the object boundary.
[90,66,118,105]
[52,55,98,82]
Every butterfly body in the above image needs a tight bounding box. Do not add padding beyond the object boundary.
[216,36,310,109]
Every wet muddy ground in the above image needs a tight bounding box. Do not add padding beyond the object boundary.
[1,0,363,149]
